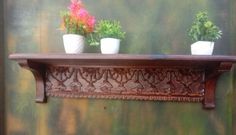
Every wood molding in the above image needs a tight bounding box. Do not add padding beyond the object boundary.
[46,66,204,102]
[9,53,236,109]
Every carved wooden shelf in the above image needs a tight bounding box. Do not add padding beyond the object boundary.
[9,53,236,109]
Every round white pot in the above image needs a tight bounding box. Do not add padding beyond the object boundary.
[191,41,214,55]
[63,34,85,54]
[100,38,120,54]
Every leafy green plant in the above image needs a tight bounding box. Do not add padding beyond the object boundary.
[87,20,126,46]
[96,20,125,39]
[188,11,222,42]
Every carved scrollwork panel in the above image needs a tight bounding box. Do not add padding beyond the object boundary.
[45,66,205,102]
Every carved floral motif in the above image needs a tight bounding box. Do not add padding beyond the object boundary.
[45,66,204,102]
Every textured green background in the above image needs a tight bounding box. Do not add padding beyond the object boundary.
[2,0,236,134]
[0,0,5,134]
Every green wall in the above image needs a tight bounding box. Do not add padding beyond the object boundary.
[0,0,5,134]
[4,0,236,134]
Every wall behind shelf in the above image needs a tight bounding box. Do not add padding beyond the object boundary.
[4,0,236,135]
[0,0,4,134]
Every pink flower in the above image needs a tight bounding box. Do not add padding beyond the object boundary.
[87,16,96,28]
[76,8,89,19]
[68,0,83,15]
[84,17,96,33]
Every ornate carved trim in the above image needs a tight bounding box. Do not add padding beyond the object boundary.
[45,66,204,102]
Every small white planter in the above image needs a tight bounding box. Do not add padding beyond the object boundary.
[191,41,214,55]
[63,34,85,54]
[100,38,120,54]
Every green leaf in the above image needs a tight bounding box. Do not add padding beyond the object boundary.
[188,11,222,42]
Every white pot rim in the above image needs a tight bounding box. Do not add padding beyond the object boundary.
[101,38,121,41]
[63,34,84,38]
[194,41,214,43]
[191,41,214,47]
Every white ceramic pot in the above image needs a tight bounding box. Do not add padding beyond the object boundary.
[100,38,120,54]
[191,41,214,55]
[63,34,85,54]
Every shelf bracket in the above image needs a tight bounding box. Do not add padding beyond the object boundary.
[18,60,46,103]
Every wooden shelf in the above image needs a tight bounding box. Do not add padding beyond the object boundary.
[9,53,236,109]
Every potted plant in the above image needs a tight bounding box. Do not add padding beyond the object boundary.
[60,0,95,54]
[95,20,125,54]
[188,11,222,55]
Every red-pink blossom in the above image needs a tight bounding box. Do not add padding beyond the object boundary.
[62,0,96,35]
[87,16,96,29]
[76,8,89,20]
[68,0,83,16]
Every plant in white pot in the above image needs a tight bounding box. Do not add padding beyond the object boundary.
[60,0,96,54]
[188,11,222,55]
[95,20,125,54]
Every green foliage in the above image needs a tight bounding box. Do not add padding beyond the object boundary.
[87,20,126,46]
[86,32,100,46]
[188,11,222,42]
[96,20,125,40]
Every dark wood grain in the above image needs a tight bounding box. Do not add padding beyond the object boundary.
[9,53,236,109]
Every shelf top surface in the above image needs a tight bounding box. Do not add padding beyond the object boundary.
[9,53,236,66]
[9,53,236,61]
